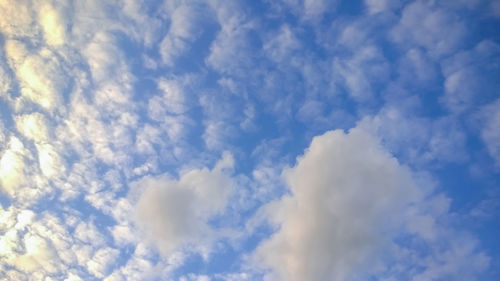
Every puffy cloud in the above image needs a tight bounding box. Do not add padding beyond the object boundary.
[12,233,60,274]
[38,2,66,46]
[205,1,257,76]
[440,40,500,113]
[0,137,28,195]
[133,152,235,256]
[15,113,50,143]
[254,126,488,281]
[87,247,120,278]
[4,40,68,111]
[83,32,134,90]
[480,98,500,168]
[332,45,389,102]
[254,128,421,281]
[0,0,37,38]
[391,1,466,57]
[0,209,83,280]
[397,48,439,87]
[357,107,469,166]
[159,3,206,66]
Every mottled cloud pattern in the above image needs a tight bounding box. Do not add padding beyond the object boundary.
[0,0,499,281]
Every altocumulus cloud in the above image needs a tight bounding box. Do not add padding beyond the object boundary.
[0,0,499,280]
[132,152,235,258]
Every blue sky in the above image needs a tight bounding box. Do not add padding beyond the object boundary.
[0,0,499,280]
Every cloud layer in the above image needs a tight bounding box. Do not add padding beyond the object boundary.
[0,0,498,280]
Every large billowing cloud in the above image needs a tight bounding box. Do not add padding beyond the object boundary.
[254,127,489,281]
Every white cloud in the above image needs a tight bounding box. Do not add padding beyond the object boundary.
[254,128,421,281]
[440,40,500,113]
[391,1,466,57]
[87,247,120,278]
[357,107,469,166]
[397,48,438,87]
[15,113,50,143]
[263,25,301,63]
[4,40,68,111]
[364,0,400,14]
[202,120,236,150]
[36,143,66,178]
[0,0,37,39]
[13,233,60,274]
[159,4,206,66]
[205,1,256,76]
[480,98,500,168]
[333,45,389,102]
[38,2,67,46]
[83,32,133,86]
[272,0,338,21]
[132,152,235,257]
[0,137,28,195]
[253,126,488,281]
[0,210,81,279]
[65,272,84,281]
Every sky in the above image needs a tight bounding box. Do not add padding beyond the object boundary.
[0,0,499,280]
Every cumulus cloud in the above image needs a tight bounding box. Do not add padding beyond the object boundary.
[132,152,235,256]
[253,126,488,281]
[254,128,422,281]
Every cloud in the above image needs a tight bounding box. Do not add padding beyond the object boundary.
[391,1,466,57]
[0,0,37,39]
[4,40,68,112]
[271,0,338,21]
[254,127,421,281]
[38,2,67,46]
[132,152,235,257]
[440,40,500,113]
[332,45,389,102]
[87,247,120,278]
[205,1,257,76]
[364,0,400,14]
[15,113,50,143]
[13,233,60,274]
[0,207,93,280]
[159,3,207,66]
[253,126,488,281]
[480,98,500,168]
[0,137,28,195]
[357,107,469,166]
